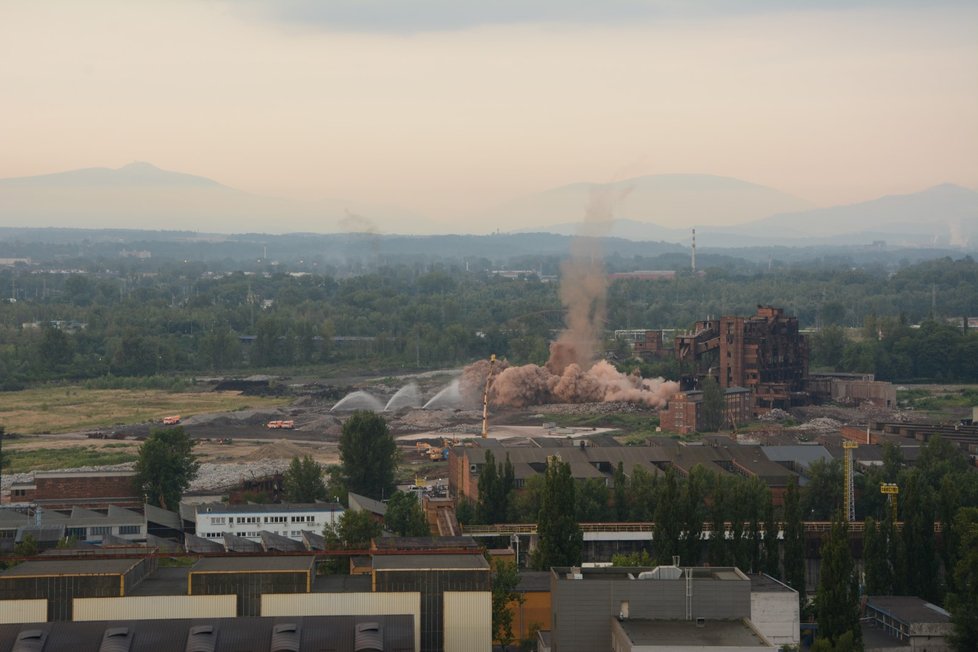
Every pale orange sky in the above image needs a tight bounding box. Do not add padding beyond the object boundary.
[1,0,976,227]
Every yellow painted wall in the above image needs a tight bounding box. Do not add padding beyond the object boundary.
[261,592,421,652]
[73,595,236,621]
[443,591,491,652]
[510,591,552,642]
[0,600,46,624]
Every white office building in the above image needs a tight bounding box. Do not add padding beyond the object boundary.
[193,503,344,542]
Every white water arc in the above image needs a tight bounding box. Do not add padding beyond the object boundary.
[330,390,385,412]
[384,383,422,411]
[422,379,463,409]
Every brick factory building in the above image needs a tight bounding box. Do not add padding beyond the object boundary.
[8,470,141,509]
[675,306,809,415]
[659,387,752,434]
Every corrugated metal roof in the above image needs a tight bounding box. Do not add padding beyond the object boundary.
[372,536,479,551]
[183,534,224,554]
[222,534,262,553]
[193,503,343,515]
[761,445,834,469]
[1,558,143,577]
[190,556,314,573]
[260,531,305,552]
[143,504,182,530]
[0,616,416,652]
[301,530,325,551]
[372,554,489,571]
[347,493,387,517]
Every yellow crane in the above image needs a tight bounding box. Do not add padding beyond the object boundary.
[843,441,858,522]
[481,354,497,439]
[880,483,899,522]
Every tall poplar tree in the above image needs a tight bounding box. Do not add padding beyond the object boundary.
[863,517,893,595]
[783,479,806,601]
[902,470,941,602]
[533,460,582,570]
[815,516,862,648]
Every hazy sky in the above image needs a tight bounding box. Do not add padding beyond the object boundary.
[1,0,976,225]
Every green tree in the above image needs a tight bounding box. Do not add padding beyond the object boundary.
[491,559,523,651]
[324,509,383,549]
[134,427,199,511]
[532,460,582,570]
[811,325,846,369]
[815,516,861,648]
[477,450,499,524]
[37,326,72,371]
[576,478,612,522]
[385,491,430,536]
[947,507,978,652]
[681,466,711,566]
[283,455,327,503]
[902,470,941,602]
[612,462,628,521]
[763,492,780,578]
[14,534,38,557]
[339,411,397,500]
[863,516,892,595]
[654,467,682,564]
[783,479,806,601]
[700,376,724,432]
[801,458,843,521]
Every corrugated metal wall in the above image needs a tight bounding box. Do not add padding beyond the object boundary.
[442,591,490,652]
[0,599,46,624]
[72,595,236,621]
[261,592,421,652]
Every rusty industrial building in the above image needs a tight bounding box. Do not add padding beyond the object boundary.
[675,305,809,416]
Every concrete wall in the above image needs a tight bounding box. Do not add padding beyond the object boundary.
[261,591,421,652]
[73,595,236,621]
[750,591,799,647]
[0,600,46,624]
[443,591,490,652]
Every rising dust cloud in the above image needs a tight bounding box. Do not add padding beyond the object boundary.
[461,187,679,409]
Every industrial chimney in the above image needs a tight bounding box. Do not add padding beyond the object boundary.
[691,228,697,273]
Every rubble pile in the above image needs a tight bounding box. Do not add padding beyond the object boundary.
[791,417,843,434]
[758,408,791,422]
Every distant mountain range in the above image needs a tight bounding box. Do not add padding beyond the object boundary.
[489,173,815,232]
[514,183,978,249]
[1,164,975,248]
[0,162,437,235]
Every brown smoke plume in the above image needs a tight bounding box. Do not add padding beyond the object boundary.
[457,185,679,410]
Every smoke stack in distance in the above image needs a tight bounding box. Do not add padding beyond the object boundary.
[691,228,697,273]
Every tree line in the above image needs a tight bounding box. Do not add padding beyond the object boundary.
[1,256,976,388]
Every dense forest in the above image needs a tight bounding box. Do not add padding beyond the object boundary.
[0,245,976,388]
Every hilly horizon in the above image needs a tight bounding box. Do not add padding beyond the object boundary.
[0,162,438,235]
[514,184,978,249]
[484,173,816,233]
[1,163,975,249]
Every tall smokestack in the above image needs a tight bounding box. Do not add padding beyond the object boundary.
[691,228,697,273]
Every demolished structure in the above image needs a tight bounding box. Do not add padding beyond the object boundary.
[675,305,809,416]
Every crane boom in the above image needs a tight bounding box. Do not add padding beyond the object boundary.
[481,354,497,438]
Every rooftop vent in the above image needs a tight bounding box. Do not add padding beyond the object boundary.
[270,623,300,652]
[99,627,133,652]
[185,625,217,652]
[354,622,384,652]
[13,629,47,652]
